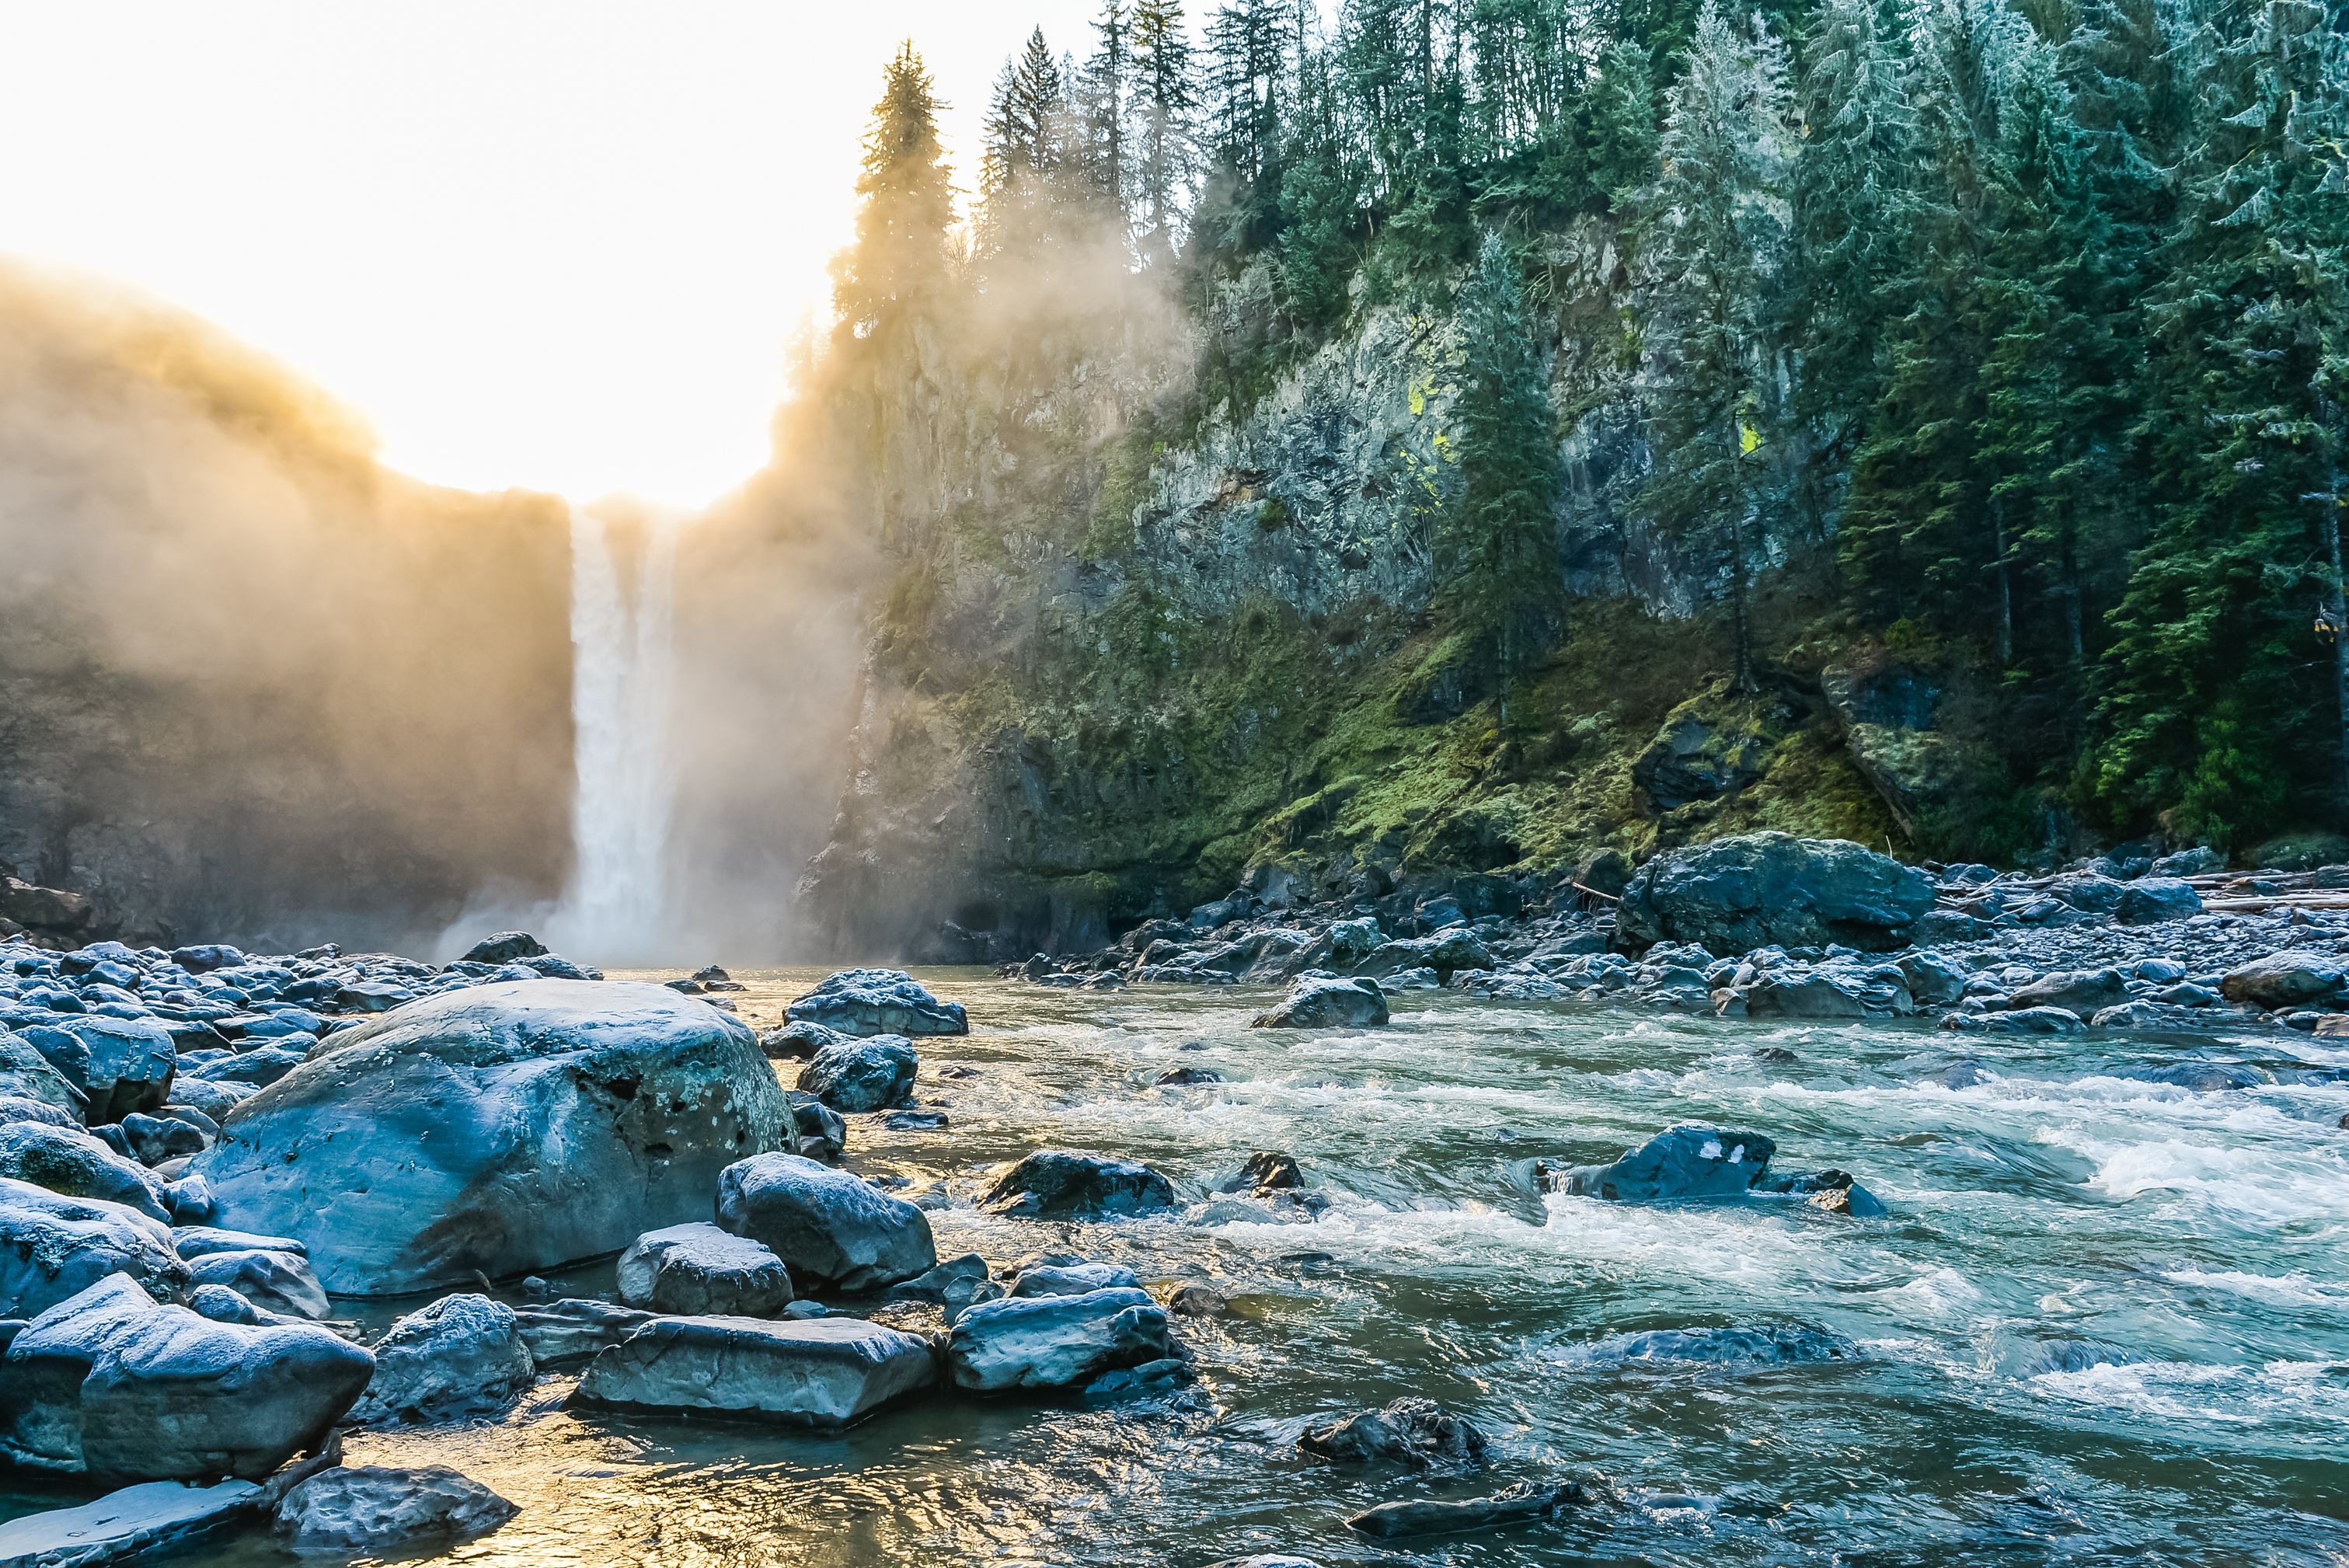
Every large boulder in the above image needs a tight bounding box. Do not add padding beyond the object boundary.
[19,1018,176,1123]
[0,1032,85,1117]
[1613,834,1936,956]
[946,1287,1173,1392]
[1552,1125,1778,1202]
[0,1122,171,1221]
[1251,976,1389,1030]
[617,1222,793,1316]
[0,1179,186,1319]
[2221,951,2347,1010]
[786,969,967,1037]
[274,1465,518,1552]
[2004,968,2128,1018]
[2114,878,2202,925]
[715,1153,936,1291]
[979,1151,1180,1220]
[571,1315,934,1427]
[0,1273,372,1480]
[1738,973,1868,1019]
[796,1036,919,1113]
[187,981,790,1294]
[347,1293,536,1426]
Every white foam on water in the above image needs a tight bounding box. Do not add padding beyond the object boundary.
[2160,1269,2349,1309]
[2024,1357,2349,1428]
[2063,1134,2349,1225]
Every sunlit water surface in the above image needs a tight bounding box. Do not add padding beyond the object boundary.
[19,970,2349,1566]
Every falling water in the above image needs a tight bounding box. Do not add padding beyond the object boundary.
[553,505,678,960]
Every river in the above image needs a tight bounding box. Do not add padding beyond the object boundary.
[96,970,2349,1564]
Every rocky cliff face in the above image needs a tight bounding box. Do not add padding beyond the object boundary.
[0,267,573,950]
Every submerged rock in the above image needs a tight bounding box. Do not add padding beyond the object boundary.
[796,1035,919,1113]
[1347,1479,1608,1539]
[980,1151,1180,1220]
[0,1273,371,1480]
[572,1315,935,1427]
[1942,1005,2086,1035]
[0,1178,186,1318]
[1552,1125,1777,1202]
[716,1152,936,1291]
[617,1221,793,1316]
[347,1293,535,1427]
[786,969,967,1037]
[1300,1397,1487,1467]
[1251,976,1389,1030]
[946,1286,1173,1392]
[274,1464,518,1552]
[189,981,789,1295]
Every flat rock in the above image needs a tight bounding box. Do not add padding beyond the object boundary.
[0,1179,186,1319]
[189,981,789,1295]
[347,1293,535,1426]
[1009,1261,1141,1298]
[0,1274,371,1480]
[618,1221,793,1316]
[980,1151,1179,1220]
[274,1464,518,1552]
[796,1035,919,1113]
[716,1153,936,1291]
[512,1298,653,1368]
[1943,1005,2086,1035]
[786,969,967,1037]
[571,1314,934,1427]
[1347,1479,1604,1539]
[0,1478,260,1568]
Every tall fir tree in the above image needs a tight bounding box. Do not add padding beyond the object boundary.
[831,42,954,340]
[1131,0,1197,264]
[1634,0,1798,690]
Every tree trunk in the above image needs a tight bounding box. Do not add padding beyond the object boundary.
[2323,476,2349,821]
[1989,495,2013,668]
[1727,502,1755,694]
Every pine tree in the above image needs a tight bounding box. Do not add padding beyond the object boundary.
[1446,229,1564,716]
[1634,0,1798,691]
[831,42,953,340]
[1584,39,1660,211]
[1079,1,1134,225]
[2091,0,2349,841]
[981,28,1073,256]
[1131,0,1197,263]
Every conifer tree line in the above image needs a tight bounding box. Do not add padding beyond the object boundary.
[838,0,2349,851]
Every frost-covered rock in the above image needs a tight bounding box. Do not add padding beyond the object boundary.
[347,1293,535,1426]
[617,1221,793,1316]
[796,1035,919,1112]
[274,1464,518,1552]
[0,1179,186,1318]
[786,969,967,1037]
[0,1478,262,1566]
[190,981,789,1294]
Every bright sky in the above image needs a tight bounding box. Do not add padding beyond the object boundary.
[0,2,1107,507]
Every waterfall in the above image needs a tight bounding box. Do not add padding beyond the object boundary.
[554,505,678,960]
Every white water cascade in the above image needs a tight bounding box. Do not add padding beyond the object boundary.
[552,505,679,960]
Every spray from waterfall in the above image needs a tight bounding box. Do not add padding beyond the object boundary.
[551,504,678,960]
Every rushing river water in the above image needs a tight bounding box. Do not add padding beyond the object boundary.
[30,970,2349,1566]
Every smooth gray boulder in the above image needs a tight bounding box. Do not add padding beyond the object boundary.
[617,1222,793,1316]
[19,1017,176,1123]
[2114,877,2202,925]
[274,1464,518,1552]
[460,932,545,965]
[0,1478,261,1566]
[188,981,789,1294]
[1553,1125,1778,1202]
[513,1298,655,1368]
[785,969,967,1037]
[1896,950,1968,1008]
[0,1121,172,1221]
[796,1035,919,1112]
[0,1032,85,1117]
[1251,976,1389,1030]
[347,1293,535,1426]
[0,1273,371,1480]
[0,1179,186,1319]
[571,1314,934,1427]
[715,1153,936,1291]
[1614,833,1936,956]
[760,1019,845,1060]
[183,1249,329,1319]
[1943,1005,2087,1035]
[2005,968,2128,1017]
[980,1151,1179,1220]
[2222,950,2347,1010]
[172,1225,306,1260]
[946,1286,1173,1392]
[1737,973,1869,1018]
